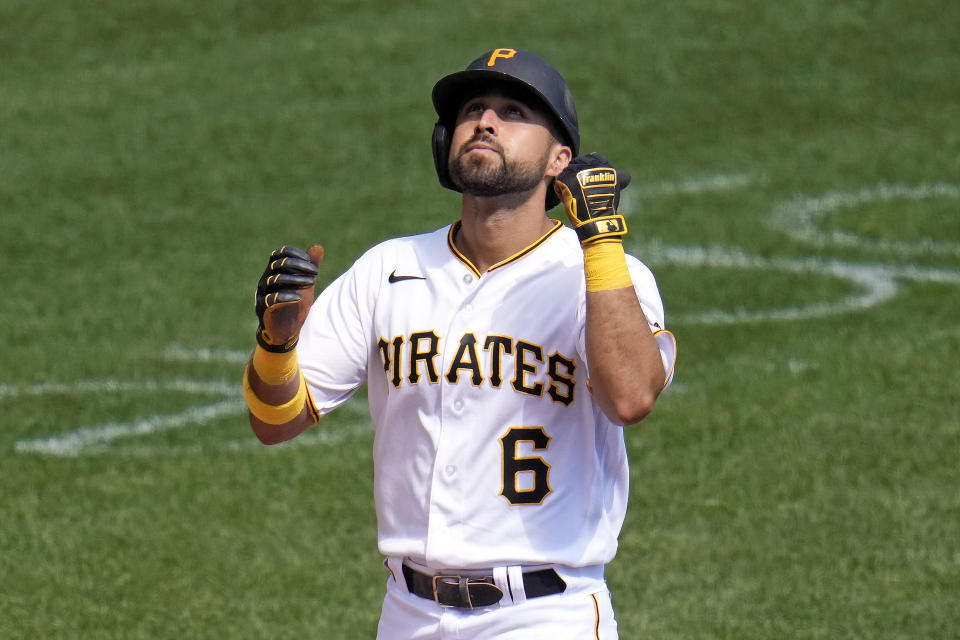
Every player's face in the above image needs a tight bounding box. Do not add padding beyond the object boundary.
[448,92,567,198]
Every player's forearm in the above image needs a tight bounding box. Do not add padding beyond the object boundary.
[244,347,318,444]
[585,286,665,425]
[555,154,667,424]
[245,244,325,444]
[249,408,315,445]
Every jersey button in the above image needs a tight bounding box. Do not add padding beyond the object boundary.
[453,400,464,411]
[445,465,456,476]
[462,274,474,285]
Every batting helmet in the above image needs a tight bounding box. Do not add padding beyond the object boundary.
[431,48,580,209]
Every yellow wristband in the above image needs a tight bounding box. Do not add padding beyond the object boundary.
[583,241,633,292]
[243,363,308,425]
[251,345,299,385]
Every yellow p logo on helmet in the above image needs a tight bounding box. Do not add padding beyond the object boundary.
[486,48,517,66]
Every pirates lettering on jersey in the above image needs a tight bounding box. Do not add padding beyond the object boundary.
[513,341,544,396]
[547,351,576,405]
[378,331,577,406]
[483,335,512,387]
[446,333,483,386]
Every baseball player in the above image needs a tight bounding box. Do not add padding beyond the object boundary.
[244,48,677,639]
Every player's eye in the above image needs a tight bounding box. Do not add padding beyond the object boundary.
[503,104,526,119]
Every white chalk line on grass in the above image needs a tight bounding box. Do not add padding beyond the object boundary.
[631,172,760,198]
[10,376,242,456]
[619,172,761,216]
[624,179,959,324]
[10,375,371,458]
[10,348,251,456]
[162,344,251,364]
[0,378,236,398]
[769,182,960,256]
[60,417,373,458]
[14,398,241,456]
[8,342,375,457]
[7,342,370,457]
[639,243,960,325]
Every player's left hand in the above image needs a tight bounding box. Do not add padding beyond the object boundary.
[255,245,324,352]
[554,153,631,245]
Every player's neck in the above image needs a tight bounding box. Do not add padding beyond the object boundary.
[455,193,555,273]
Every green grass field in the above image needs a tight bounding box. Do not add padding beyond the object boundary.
[2,1,958,637]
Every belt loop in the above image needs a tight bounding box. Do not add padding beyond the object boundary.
[507,565,526,605]
[492,566,511,605]
[386,557,409,594]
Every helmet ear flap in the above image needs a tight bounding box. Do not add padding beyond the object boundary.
[432,121,458,192]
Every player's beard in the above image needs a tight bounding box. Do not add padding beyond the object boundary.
[449,135,550,197]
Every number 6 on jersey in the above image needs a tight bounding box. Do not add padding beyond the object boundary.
[500,426,552,505]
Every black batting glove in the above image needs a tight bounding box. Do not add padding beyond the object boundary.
[554,153,632,245]
[255,245,321,353]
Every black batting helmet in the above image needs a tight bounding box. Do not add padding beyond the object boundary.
[431,48,580,209]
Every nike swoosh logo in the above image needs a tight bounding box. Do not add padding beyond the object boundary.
[388,270,426,283]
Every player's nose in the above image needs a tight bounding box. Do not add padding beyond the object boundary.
[475,108,498,136]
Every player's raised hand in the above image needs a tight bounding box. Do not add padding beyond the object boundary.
[554,153,631,245]
[255,244,324,352]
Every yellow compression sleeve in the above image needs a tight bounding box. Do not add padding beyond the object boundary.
[583,241,633,292]
[251,345,299,385]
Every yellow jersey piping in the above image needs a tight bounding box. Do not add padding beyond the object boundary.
[447,219,563,278]
[653,328,678,387]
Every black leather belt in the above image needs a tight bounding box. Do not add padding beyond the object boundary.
[402,563,566,609]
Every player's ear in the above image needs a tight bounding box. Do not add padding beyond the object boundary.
[545,142,572,178]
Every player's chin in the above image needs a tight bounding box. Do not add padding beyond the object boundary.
[449,160,504,193]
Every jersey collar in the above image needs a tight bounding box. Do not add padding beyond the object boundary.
[447,219,563,278]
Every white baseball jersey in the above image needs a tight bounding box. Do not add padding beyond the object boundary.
[297,220,676,570]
